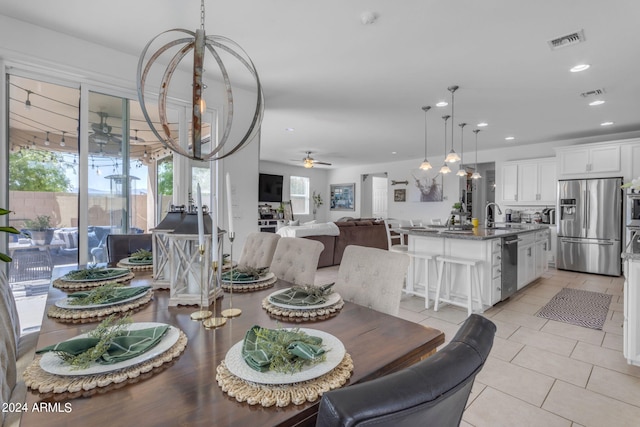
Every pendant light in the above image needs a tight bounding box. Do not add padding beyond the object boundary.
[439,115,452,174]
[24,90,33,110]
[456,123,467,177]
[419,106,432,170]
[471,129,482,179]
[444,85,461,163]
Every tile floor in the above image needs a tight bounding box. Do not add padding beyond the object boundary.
[315,266,640,427]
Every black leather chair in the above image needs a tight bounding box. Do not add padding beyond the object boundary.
[106,234,152,266]
[315,314,496,427]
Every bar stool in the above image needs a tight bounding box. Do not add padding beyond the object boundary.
[404,251,437,309]
[434,256,482,316]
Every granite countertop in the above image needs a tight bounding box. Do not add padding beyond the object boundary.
[400,223,548,240]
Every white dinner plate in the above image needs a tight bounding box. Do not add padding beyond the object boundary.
[119,257,153,266]
[267,288,342,310]
[54,288,152,310]
[224,328,345,385]
[221,271,275,284]
[39,322,179,376]
[61,268,131,282]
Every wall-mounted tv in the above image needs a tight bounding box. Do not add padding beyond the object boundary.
[259,173,283,203]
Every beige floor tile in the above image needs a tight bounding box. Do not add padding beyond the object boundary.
[602,332,624,351]
[488,318,521,339]
[399,295,428,313]
[517,294,552,307]
[427,304,469,325]
[602,317,624,336]
[512,346,592,387]
[609,301,624,312]
[491,308,549,330]
[587,366,640,408]
[500,299,544,315]
[509,326,577,357]
[465,381,487,409]
[463,387,571,427]
[571,342,640,379]
[396,307,429,324]
[418,316,461,347]
[543,380,640,427]
[566,281,610,293]
[521,283,564,299]
[611,310,624,323]
[476,357,554,406]
[540,319,605,346]
[479,304,503,318]
[490,336,525,362]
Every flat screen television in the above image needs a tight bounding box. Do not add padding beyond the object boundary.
[259,173,283,202]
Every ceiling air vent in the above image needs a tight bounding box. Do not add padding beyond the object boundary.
[548,29,586,50]
[580,89,606,98]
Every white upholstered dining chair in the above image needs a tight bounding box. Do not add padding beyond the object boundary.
[237,232,281,270]
[335,245,410,316]
[269,237,324,286]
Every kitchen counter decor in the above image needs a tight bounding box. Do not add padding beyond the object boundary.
[221,267,277,292]
[23,318,188,397]
[53,267,135,291]
[261,283,344,322]
[47,285,154,322]
[216,325,352,407]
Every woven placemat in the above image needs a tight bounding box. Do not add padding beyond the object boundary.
[261,298,344,322]
[53,272,135,291]
[23,329,188,395]
[216,353,353,407]
[221,275,277,293]
[46,290,154,322]
[116,260,153,271]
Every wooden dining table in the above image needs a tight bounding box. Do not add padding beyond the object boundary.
[20,271,444,427]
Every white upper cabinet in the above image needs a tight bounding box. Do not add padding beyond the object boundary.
[501,158,557,205]
[557,143,621,177]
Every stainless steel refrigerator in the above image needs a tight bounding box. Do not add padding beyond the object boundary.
[557,177,622,276]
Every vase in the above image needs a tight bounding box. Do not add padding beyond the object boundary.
[313,208,317,220]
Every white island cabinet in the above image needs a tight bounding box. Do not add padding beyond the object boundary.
[406,226,549,313]
[623,254,640,366]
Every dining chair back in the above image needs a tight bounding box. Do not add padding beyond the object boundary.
[0,321,18,427]
[0,270,21,351]
[383,219,407,253]
[106,233,152,266]
[238,232,281,270]
[335,245,410,316]
[269,237,323,286]
[316,314,496,427]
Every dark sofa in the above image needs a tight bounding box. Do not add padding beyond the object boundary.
[304,219,388,267]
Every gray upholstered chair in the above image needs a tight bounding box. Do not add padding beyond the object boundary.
[269,237,323,286]
[106,233,152,266]
[335,245,410,316]
[238,232,281,270]
[316,314,496,427]
[0,269,36,427]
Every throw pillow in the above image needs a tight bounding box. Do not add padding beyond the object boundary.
[289,220,300,226]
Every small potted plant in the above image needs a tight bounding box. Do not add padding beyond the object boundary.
[23,215,55,245]
[0,208,20,262]
[312,191,323,220]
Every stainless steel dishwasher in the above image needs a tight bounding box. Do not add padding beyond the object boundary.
[501,235,519,299]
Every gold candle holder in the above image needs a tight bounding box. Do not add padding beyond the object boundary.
[221,232,241,318]
[203,260,226,329]
[191,244,213,321]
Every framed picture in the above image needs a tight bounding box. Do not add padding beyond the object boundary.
[408,168,443,202]
[330,183,356,211]
[394,189,406,202]
[282,201,294,221]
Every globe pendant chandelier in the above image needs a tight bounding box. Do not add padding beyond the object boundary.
[137,0,264,161]
[439,115,452,174]
[456,122,467,177]
[444,85,461,163]
[419,106,432,170]
[471,129,482,179]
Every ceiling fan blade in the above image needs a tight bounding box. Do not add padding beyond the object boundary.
[313,161,332,165]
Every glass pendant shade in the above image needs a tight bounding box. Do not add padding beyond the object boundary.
[445,149,461,163]
[471,171,482,179]
[419,105,432,170]
[472,129,482,180]
[456,167,466,177]
[439,163,452,174]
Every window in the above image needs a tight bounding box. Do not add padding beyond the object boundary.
[290,176,310,215]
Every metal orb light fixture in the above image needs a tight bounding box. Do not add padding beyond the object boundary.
[439,115,452,174]
[137,0,264,161]
[471,129,482,179]
[444,85,461,163]
[419,106,432,170]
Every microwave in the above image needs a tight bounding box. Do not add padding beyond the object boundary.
[627,193,640,227]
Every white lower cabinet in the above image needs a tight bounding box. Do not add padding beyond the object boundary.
[518,230,549,289]
[624,257,640,366]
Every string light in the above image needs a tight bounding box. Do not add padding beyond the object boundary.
[24,90,32,110]
[60,131,66,147]
[44,131,50,146]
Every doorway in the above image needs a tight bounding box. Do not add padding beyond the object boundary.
[361,173,388,219]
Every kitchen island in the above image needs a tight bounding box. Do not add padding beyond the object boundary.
[401,224,550,312]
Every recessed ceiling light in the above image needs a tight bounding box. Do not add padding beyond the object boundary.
[505,136,515,141]
[600,121,614,126]
[285,128,295,132]
[589,100,605,106]
[477,122,488,127]
[436,101,448,107]
[570,64,590,73]
[391,151,397,154]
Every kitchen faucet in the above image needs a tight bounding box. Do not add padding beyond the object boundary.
[485,202,503,228]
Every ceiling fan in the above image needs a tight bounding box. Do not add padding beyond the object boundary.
[301,151,332,168]
[89,112,122,147]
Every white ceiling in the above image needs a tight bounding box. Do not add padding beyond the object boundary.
[2,0,640,168]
